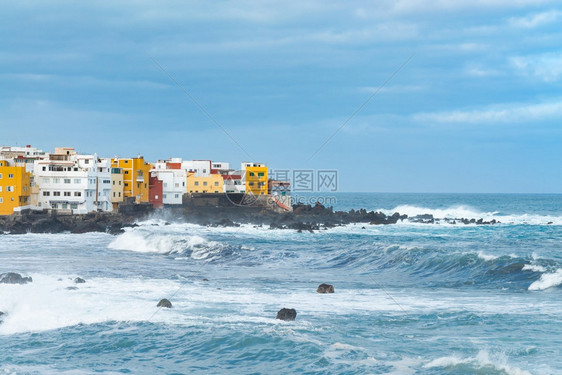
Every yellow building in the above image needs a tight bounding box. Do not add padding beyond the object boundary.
[186,173,223,194]
[111,157,151,203]
[0,160,31,215]
[245,166,268,195]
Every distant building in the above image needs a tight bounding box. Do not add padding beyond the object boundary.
[151,159,187,205]
[111,156,151,203]
[34,148,112,213]
[186,172,223,194]
[110,167,124,210]
[0,159,31,215]
[242,162,268,195]
[149,173,163,208]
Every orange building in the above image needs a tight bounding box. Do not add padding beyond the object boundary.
[111,157,151,203]
[0,160,31,215]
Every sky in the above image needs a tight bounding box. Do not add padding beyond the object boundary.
[1,0,562,193]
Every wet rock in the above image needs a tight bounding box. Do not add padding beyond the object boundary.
[74,277,86,284]
[0,311,4,324]
[157,298,172,308]
[0,272,33,284]
[66,286,79,290]
[203,278,209,282]
[317,283,335,294]
[276,308,297,321]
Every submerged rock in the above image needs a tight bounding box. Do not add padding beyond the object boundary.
[66,286,79,290]
[0,272,33,284]
[276,308,297,321]
[74,277,86,284]
[157,298,172,308]
[317,283,335,293]
[0,311,4,324]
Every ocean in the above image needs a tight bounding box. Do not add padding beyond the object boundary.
[1,193,562,374]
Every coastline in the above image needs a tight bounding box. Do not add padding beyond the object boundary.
[0,201,502,235]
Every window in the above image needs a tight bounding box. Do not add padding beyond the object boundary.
[164,183,168,187]
[163,194,167,198]
[249,182,254,186]
[70,203,78,209]
[175,183,179,188]
[175,194,179,198]
[258,172,264,177]
[43,191,50,196]
[53,191,61,196]
[118,192,121,197]
[85,160,89,164]
[0,186,2,192]
[62,203,68,209]
[113,192,116,197]
[249,172,255,177]
[125,170,129,174]
[52,203,58,209]
[103,180,110,184]
[119,181,121,185]
[194,181,199,186]
[8,174,14,178]
[74,192,81,197]
[43,178,50,184]
[112,180,115,185]
[214,182,219,186]
[124,160,129,164]
[0,198,2,203]
[74,179,81,184]
[0,173,2,179]
[42,167,46,171]
[7,186,14,192]
[203,182,207,186]
[124,183,128,187]
[53,178,60,183]
[64,179,71,184]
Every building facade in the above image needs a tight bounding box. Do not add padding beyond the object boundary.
[34,149,112,213]
[0,160,31,215]
[242,162,268,195]
[111,157,151,203]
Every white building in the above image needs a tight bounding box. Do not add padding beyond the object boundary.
[34,148,112,214]
[151,159,187,205]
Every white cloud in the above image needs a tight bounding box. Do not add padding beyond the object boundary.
[510,52,562,82]
[508,10,561,28]
[414,99,562,124]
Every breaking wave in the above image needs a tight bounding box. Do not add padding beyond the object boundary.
[379,204,562,225]
[108,230,232,261]
[424,350,532,375]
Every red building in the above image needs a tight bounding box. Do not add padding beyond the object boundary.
[149,173,163,208]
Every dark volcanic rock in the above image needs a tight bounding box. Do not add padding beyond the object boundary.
[74,277,86,284]
[276,308,297,321]
[0,272,33,284]
[317,283,335,294]
[30,218,70,233]
[66,286,79,290]
[157,298,172,308]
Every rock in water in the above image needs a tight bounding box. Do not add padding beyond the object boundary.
[0,272,33,284]
[74,277,86,284]
[317,283,335,293]
[276,308,297,321]
[157,298,172,308]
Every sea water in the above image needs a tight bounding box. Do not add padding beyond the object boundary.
[1,193,562,374]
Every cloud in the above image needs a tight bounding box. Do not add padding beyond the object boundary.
[414,99,562,124]
[508,10,562,28]
[510,52,562,82]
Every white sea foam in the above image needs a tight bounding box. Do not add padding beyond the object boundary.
[424,350,532,375]
[379,204,562,226]
[477,251,498,261]
[528,269,562,291]
[522,264,547,273]
[107,230,226,260]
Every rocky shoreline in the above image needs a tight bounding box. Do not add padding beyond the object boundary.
[0,202,499,235]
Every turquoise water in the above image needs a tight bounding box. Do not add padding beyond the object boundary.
[1,193,562,374]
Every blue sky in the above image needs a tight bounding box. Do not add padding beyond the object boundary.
[1,1,562,192]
